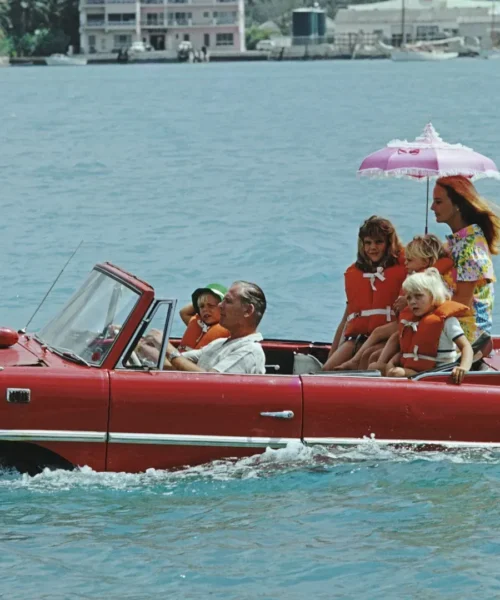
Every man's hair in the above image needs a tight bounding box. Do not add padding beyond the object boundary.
[233,281,267,325]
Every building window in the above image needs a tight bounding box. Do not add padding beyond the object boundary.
[204,33,210,46]
[415,25,439,40]
[114,34,132,49]
[203,11,209,17]
[172,11,190,24]
[216,33,233,46]
[88,35,96,46]
[87,14,105,24]
[108,13,135,23]
[146,13,163,24]
[183,33,190,41]
[215,11,236,24]
[101,37,107,50]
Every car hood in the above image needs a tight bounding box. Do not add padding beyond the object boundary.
[0,336,46,367]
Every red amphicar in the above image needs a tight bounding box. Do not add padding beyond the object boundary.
[0,262,499,474]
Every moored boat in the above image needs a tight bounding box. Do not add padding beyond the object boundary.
[45,54,87,66]
[0,262,498,475]
[391,47,459,61]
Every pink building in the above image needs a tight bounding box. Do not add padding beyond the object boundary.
[79,0,245,53]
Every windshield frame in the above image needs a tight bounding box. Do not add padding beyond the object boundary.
[35,263,156,370]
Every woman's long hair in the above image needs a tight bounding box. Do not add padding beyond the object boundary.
[355,215,403,272]
[436,176,500,255]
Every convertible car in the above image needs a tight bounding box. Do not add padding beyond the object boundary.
[0,262,499,475]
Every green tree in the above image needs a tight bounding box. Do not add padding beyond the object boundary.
[246,25,273,50]
[0,0,79,54]
[0,28,11,55]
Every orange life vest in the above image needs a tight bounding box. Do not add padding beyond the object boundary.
[399,300,469,372]
[434,256,454,277]
[178,317,229,352]
[344,262,407,337]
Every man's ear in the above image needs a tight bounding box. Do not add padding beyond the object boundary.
[243,303,255,319]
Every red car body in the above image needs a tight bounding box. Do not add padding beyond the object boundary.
[0,262,499,474]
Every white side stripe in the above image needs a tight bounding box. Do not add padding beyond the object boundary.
[2,430,497,451]
[0,430,106,443]
[305,437,500,449]
[109,433,299,448]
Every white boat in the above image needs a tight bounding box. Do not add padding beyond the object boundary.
[391,47,459,61]
[45,54,87,66]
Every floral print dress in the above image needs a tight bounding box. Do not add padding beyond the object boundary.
[442,224,495,342]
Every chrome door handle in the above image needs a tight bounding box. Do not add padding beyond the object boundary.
[260,410,294,419]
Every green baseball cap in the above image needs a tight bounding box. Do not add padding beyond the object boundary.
[192,283,227,311]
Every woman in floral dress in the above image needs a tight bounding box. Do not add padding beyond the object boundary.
[431,176,500,341]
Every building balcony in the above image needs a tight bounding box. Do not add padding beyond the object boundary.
[167,17,236,26]
[107,19,137,26]
[82,0,237,5]
[165,0,238,4]
[86,19,106,26]
[141,18,166,26]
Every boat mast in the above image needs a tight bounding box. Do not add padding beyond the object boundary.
[492,0,496,48]
[401,0,406,47]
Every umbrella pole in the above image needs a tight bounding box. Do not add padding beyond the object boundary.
[425,177,430,234]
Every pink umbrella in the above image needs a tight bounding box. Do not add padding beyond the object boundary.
[358,123,500,232]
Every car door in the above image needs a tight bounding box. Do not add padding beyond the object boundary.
[106,298,303,472]
[107,370,303,472]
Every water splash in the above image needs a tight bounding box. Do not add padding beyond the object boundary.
[1,439,499,493]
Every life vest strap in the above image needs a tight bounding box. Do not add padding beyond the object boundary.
[402,344,450,363]
[362,266,385,291]
[346,306,395,323]
[401,319,419,332]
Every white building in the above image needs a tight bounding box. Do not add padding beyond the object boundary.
[79,0,245,54]
[334,0,499,46]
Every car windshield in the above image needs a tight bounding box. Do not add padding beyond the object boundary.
[36,269,140,366]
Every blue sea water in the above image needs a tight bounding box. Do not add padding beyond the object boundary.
[2,59,500,598]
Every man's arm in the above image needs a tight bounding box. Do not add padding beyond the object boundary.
[166,342,219,372]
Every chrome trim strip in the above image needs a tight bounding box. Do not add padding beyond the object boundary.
[305,436,500,449]
[109,432,299,448]
[0,430,106,443]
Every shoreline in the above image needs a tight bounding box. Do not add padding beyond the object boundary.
[8,51,390,66]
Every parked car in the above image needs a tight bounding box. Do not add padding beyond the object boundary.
[129,41,152,53]
[0,262,497,475]
[256,39,275,51]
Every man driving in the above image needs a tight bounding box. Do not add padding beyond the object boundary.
[140,281,267,375]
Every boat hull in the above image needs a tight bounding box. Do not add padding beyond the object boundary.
[45,55,87,66]
[391,49,459,61]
